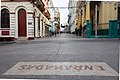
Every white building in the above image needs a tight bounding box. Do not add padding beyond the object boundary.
[48,0,55,35]
[1,0,49,41]
[68,0,78,33]
[54,8,60,33]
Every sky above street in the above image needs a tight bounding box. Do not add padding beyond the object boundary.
[52,0,69,25]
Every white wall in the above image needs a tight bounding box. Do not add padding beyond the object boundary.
[1,2,49,38]
[34,6,48,37]
[1,2,34,38]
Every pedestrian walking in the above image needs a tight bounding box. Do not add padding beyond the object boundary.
[83,22,86,37]
[80,25,82,36]
[54,30,57,37]
[49,30,52,37]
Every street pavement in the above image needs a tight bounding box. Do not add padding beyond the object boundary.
[0,33,119,80]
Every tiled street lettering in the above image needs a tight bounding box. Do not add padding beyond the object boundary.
[17,65,105,71]
[3,62,118,76]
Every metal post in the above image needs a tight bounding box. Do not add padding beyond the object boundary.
[95,5,98,38]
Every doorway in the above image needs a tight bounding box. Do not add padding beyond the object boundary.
[18,9,27,37]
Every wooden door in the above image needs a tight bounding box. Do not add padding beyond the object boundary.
[18,9,27,37]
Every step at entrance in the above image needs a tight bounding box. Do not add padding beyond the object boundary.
[17,37,27,41]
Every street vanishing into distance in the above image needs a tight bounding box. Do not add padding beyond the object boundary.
[0,34,119,80]
[1,0,120,80]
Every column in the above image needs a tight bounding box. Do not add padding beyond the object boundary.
[43,21,45,37]
[86,1,90,21]
[10,13,15,37]
[86,2,92,37]
[35,17,38,37]
[28,13,34,38]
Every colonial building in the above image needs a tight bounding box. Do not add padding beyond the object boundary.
[42,0,51,37]
[1,0,50,41]
[48,0,55,36]
[68,0,78,34]
[54,8,60,33]
[76,1,120,36]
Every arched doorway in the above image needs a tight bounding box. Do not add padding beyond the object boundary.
[18,9,27,37]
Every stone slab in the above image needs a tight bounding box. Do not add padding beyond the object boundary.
[3,62,118,76]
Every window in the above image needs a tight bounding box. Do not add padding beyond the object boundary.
[1,9,10,28]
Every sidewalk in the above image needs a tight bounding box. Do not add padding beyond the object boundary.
[0,41,16,46]
[33,33,119,41]
[17,34,120,44]
[0,34,119,44]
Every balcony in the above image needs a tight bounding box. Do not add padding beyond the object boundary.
[31,0,45,12]
[1,0,31,2]
[43,10,51,19]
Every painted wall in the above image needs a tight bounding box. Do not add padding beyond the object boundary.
[98,1,117,29]
[76,1,117,30]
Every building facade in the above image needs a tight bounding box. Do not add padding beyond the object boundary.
[54,8,60,33]
[68,0,78,34]
[68,1,120,36]
[42,0,51,37]
[48,0,55,36]
[76,1,120,36]
[1,0,50,41]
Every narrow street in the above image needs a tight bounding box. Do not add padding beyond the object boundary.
[1,0,120,80]
[0,34,119,80]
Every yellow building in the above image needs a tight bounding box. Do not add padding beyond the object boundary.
[76,1,119,33]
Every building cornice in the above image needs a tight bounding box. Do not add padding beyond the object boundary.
[1,0,31,2]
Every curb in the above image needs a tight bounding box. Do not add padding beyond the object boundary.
[0,41,16,44]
